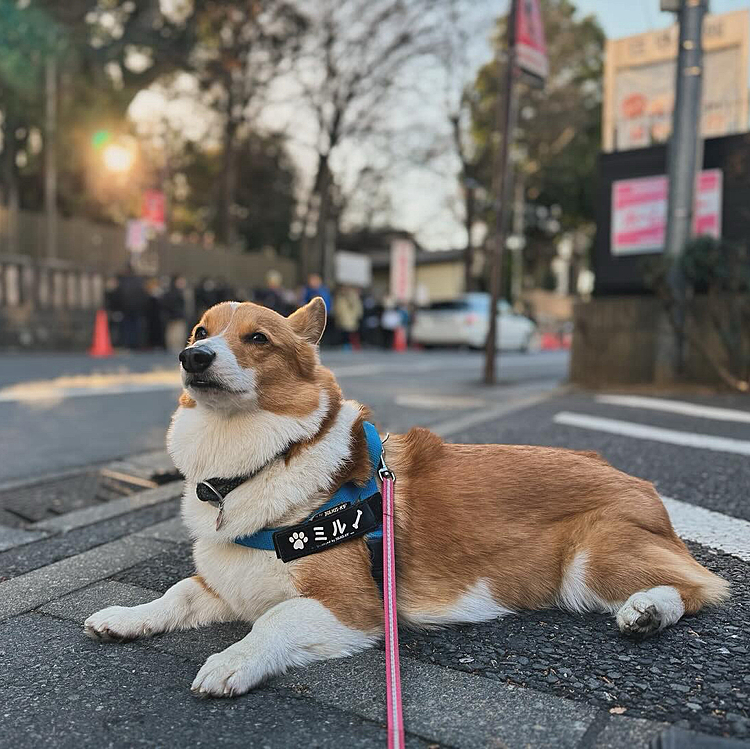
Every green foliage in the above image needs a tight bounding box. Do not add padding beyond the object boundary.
[172,133,299,255]
[471,0,605,228]
[681,236,750,292]
[645,236,750,389]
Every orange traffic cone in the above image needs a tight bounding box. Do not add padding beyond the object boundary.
[393,326,408,353]
[89,309,114,357]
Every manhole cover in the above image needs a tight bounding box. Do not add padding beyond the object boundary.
[0,468,164,528]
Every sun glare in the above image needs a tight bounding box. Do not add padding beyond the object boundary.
[102,143,135,173]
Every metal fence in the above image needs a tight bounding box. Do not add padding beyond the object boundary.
[0,206,298,303]
[0,254,104,311]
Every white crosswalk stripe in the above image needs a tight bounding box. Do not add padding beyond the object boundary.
[553,411,750,456]
[596,394,750,424]
[551,399,750,560]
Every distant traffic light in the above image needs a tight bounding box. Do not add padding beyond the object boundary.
[91,130,111,150]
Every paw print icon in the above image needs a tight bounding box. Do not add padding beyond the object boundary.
[290,531,308,550]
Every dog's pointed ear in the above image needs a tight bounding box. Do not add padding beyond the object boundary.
[288,297,327,345]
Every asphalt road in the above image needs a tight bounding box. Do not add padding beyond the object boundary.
[0,348,568,484]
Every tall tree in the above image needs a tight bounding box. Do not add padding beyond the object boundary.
[0,1,54,250]
[191,1,306,247]
[438,0,494,291]
[293,0,445,280]
[0,0,200,229]
[172,131,299,255]
[471,0,604,288]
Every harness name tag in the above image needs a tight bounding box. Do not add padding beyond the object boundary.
[273,494,381,563]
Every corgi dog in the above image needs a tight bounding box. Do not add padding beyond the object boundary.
[85,298,729,697]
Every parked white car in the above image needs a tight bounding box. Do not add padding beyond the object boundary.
[411,292,538,352]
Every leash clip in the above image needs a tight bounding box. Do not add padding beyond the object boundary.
[378,433,396,482]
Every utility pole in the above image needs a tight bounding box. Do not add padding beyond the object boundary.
[510,173,525,307]
[44,44,58,259]
[656,0,708,382]
[484,0,519,385]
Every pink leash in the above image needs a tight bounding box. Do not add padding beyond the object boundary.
[379,440,404,749]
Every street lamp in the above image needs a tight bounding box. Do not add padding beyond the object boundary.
[102,142,135,174]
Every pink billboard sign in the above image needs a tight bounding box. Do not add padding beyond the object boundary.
[611,169,722,255]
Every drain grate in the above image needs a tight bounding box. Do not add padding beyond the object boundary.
[0,468,166,528]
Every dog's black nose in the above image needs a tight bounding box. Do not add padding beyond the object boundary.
[179,347,216,373]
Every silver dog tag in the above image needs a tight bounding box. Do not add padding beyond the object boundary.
[215,506,225,531]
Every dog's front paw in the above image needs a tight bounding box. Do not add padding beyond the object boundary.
[84,606,154,642]
[617,595,662,637]
[191,647,262,697]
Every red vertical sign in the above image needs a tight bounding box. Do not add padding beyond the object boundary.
[141,190,166,232]
[516,0,548,83]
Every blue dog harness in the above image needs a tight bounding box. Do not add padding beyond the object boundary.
[196,422,384,580]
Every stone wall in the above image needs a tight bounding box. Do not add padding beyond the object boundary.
[571,295,746,388]
[571,297,660,387]
[0,306,96,350]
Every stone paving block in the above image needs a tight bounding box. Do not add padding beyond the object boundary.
[147,621,253,663]
[275,648,597,748]
[0,499,180,579]
[0,614,427,749]
[107,449,175,480]
[32,481,182,533]
[0,535,170,621]
[135,515,190,544]
[37,578,253,664]
[39,580,160,623]
[114,542,195,592]
[593,715,671,748]
[0,523,47,552]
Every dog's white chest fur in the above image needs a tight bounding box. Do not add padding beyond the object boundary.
[166,397,363,619]
[193,540,299,621]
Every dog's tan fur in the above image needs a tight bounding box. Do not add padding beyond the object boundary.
[84,298,729,697]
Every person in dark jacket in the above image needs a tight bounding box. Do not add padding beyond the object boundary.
[163,275,188,352]
[255,270,290,315]
[144,277,166,350]
[114,265,148,349]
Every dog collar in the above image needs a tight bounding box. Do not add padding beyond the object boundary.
[196,446,291,509]
[233,421,384,563]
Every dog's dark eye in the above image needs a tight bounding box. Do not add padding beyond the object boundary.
[245,332,268,344]
[194,326,208,340]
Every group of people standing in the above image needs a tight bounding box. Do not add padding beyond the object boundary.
[105,265,407,352]
[105,268,191,352]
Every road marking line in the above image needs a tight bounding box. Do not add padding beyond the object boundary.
[553,412,750,456]
[0,381,180,403]
[395,394,487,410]
[330,364,387,377]
[596,395,750,424]
[662,496,750,562]
[432,388,562,437]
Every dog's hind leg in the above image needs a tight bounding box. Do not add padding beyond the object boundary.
[84,575,235,641]
[579,527,730,638]
[191,597,378,697]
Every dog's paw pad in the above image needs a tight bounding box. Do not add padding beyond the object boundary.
[617,600,661,637]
